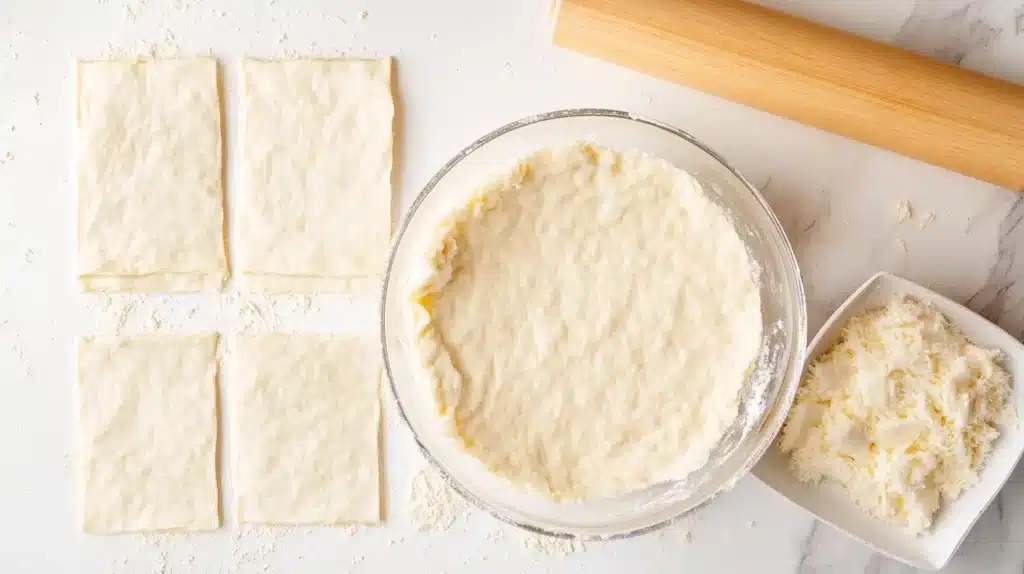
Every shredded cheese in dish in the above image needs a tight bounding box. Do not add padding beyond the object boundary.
[780,297,1014,534]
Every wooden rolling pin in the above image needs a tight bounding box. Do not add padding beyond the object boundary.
[552,0,1024,191]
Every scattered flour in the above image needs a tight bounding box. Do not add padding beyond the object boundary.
[230,526,286,574]
[484,526,505,543]
[98,31,181,58]
[521,533,582,556]
[890,199,936,229]
[109,525,371,573]
[337,525,363,539]
[83,293,319,336]
[223,293,316,333]
[84,293,144,334]
[916,211,936,229]
[5,342,32,378]
[408,463,468,533]
[891,199,912,225]
[83,294,206,335]
[224,293,284,333]
[136,532,200,574]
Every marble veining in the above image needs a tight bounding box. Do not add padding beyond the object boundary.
[897,1,1004,64]
[966,197,1024,335]
[777,2,1024,572]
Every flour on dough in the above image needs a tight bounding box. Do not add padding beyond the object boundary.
[238,58,393,292]
[77,334,220,533]
[76,59,227,292]
[410,144,763,500]
[232,334,382,524]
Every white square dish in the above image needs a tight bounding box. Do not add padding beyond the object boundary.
[753,271,1024,570]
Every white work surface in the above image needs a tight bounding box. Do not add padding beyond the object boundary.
[2,0,1024,572]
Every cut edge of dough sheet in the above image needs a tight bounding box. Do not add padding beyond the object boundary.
[231,333,383,526]
[237,57,395,293]
[76,334,221,533]
[75,58,228,293]
[76,332,385,533]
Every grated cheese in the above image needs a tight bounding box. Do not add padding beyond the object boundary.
[780,297,1014,534]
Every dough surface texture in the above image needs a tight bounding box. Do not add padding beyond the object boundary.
[239,58,393,292]
[77,334,220,533]
[410,144,763,500]
[76,59,226,292]
[232,334,382,524]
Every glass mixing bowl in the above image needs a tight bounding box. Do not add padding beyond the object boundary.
[380,109,807,540]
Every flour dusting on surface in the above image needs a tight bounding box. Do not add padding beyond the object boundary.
[521,533,583,556]
[408,463,468,532]
[230,526,287,574]
[891,199,913,225]
[485,527,505,542]
[137,532,202,574]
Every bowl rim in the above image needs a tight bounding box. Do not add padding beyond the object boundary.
[379,107,808,540]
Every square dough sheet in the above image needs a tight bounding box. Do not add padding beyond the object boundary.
[76,59,227,292]
[239,58,393,292]
[232,334,381,525]
[77,334,220,533]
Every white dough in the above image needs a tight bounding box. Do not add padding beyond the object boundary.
[238,58,394,292]
[232,334,382,525]
[410,144,763,500]
[77,335,220,533]
[76,59,227,292]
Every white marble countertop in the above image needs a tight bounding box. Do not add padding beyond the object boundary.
[1,0,1023,572]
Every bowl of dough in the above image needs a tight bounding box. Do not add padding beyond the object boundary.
[381,109,807,539]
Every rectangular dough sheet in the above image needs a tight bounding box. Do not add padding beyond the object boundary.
[232,334,381,524]
[77,334,220,533]
[239,58,394,292]
[76,59,227,292]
